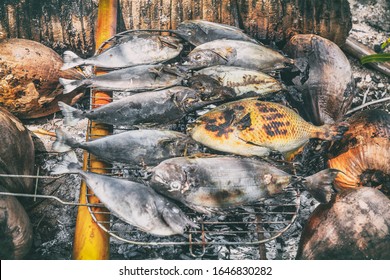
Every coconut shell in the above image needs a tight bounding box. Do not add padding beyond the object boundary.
[327,109,390,195]
[0,38,84,119]
[0,186,33,260]
[283,34,355,125]
[296,188,390,260]
[0,107,35,193]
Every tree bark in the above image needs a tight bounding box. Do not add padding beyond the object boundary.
[0,0,352,55]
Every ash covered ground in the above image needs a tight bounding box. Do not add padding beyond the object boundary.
[21,0,390,260]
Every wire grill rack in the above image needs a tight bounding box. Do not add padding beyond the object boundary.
[78,29,303,251]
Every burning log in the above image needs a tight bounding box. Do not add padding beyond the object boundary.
[0,38,84,119]
[0,0,352,55]
[296,187,390,260]
[283,34,355,125]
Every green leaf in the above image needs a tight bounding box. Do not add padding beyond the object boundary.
[361,53,390,64]
[381,38,390,50]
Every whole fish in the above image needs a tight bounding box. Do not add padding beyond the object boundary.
[150,156,339,214]
[60,33,183,70]
[182,39,294,71]
[59,64,184,94]
[58,86,234,127]
[51,155,197,236]
[174,20,258,46]
[188,98,348,159]
[195,65,284,97]
[53,128,201,167]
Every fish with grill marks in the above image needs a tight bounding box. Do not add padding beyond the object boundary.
[188,98,348,159]
[51,155,197,236]
[182,39,294,71]
[60,33,183,70]
[150,156,339,214]
[59,64,184,94]
[53,128,202,168]
[174,20,258,46]
[58,86,235,127]
[195,65,284,98]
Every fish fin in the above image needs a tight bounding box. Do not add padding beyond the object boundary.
[60,50,85,70]
[52,128,81,152]
[58,101,85,126]
[50,151,81,175]
[301,168,340,203]
[59,77,88,94]
[315,122,350,141]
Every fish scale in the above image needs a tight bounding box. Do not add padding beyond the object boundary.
[189,98,347,158]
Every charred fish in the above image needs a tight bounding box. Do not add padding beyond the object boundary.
[188,98,348,159]
[150,156,339,214]
[58,86,234,127]
[183,39,294,71]
[53,128,201,168]
[174,20,258,46]
[61,33,183,70]
[195,65,285,97]
[59,64,184,94]
[51,155,196,236]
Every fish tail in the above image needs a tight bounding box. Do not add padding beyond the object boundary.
[52,128,81,152]
[60,50,85,70]
[50,152,82,175]
[59,77,89,94]
[312,122,349,141]
[301,168,340,203]
[58,101,85,126]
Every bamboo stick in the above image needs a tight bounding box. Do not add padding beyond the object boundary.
[72,0,118,260]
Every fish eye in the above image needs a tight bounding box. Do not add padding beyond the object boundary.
[195,54,202,60]
[187,31,192,36]
[169,181,182,191]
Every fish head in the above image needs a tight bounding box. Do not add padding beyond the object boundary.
[186,75,235,101]
[152,161,189,196]
[263,173,291,196]
[183,49,227,70]
[175,21,205,46]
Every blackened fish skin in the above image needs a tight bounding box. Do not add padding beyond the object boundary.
[150,156,338,214]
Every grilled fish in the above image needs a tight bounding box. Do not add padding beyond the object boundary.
[188,98,348,158]
[53,128,201,167]
[150,156,339,214]
[174,20,258,46]
[58,86,234,127]
[183,39,294,71]
[61,33,183,70]
[51,155,196,236]
[195,65,284,97]
[59,64,184,94]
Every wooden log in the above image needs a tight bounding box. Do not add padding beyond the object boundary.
[0,0,352,55]
[296,188,390,260]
